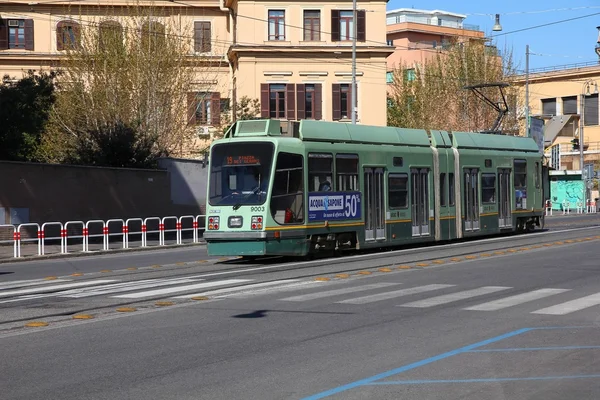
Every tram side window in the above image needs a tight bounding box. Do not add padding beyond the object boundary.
[514,159,527,209]
[336,154,359,191]
[440,173,446,206]
[482,173,496,203]
[271,152,304,224]
[448,173,455,206]
[388,173,408,208]
[308,153,333,192]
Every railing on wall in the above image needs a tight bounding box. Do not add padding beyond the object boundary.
[0,215,206,259]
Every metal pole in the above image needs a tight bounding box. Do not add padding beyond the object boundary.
[351,0,357,124]
[580,86,586,211]
[525,45,530,137]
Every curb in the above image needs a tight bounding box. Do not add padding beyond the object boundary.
[0,241,207,264]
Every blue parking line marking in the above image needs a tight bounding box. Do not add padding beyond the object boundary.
[365,375,600,385]
[468,345,600,353]
[300,328,532,400]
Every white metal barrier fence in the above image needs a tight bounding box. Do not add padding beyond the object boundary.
[0,215,206,258]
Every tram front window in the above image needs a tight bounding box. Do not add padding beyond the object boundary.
[209,142,274,206]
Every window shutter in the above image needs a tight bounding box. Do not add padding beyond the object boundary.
[296,84,306,120]
[56,21,64,51]
[73,22,81,49]
[331,10,340,42]
[24,19,34,51]
[187,92,197,125]
[314,84,323,120]
[357,10,366,42]
[0,20,7,50]
[286,84,295,120]
[211,92,221,126]
[332,84,341,121]
[203,22,211,52]
[260,84,269,118]
[194,22,201,52]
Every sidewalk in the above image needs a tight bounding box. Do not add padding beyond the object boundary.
[0,236,206,262]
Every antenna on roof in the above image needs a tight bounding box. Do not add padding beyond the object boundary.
[463,82,510,134]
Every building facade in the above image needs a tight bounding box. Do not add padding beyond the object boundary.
[385,8,485,85]
[513,63,600,171]
[0,0,392,152]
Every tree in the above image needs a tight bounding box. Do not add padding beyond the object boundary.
[44,1,223,166]
[220,96,261,135]
[0,71,58,161]
[387,40,521,134]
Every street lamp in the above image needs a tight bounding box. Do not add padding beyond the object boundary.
[580,79,598,211]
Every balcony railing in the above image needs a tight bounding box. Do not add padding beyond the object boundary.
[386,15,480,32]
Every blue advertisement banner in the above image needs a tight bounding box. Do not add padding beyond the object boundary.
[308,191,362,221]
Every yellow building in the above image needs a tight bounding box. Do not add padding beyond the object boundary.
[513,63,600,170]
[0,0,393,142]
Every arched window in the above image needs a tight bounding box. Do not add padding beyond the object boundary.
[98,20,123,51]
[141,21,165,50]
[56,20,80,51]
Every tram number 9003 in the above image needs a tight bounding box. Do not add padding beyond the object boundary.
[250,206,265,212]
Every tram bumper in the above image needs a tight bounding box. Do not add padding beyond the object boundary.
[204,231,267,256]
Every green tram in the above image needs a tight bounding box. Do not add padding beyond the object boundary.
[204,119,546,257]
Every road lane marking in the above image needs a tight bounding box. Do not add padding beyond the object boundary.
[171,279,300,299]
[0,278,72,290]
[112,279,252,298]
[280,283,400,302]
[532,292,600,315]
[400,286,511,308]
[464,288,571,311]
[337,284,454,305]
[61,278,203,298]
[0,280,118,298]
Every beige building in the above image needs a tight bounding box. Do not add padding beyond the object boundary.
[385,8,486,85]
[513,63,600,171]
[0,0,392,144]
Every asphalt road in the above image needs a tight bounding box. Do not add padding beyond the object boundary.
[1,220,600,399]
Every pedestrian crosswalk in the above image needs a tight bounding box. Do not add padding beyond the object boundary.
[5,275,600,317]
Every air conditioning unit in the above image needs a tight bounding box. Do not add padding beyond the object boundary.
[197,126,210,136]
[8,20,20,27]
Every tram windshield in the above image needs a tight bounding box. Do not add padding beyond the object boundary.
[208,142,274,206]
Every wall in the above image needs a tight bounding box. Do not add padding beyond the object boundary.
[157,157,209,213]
[0,161,201,225]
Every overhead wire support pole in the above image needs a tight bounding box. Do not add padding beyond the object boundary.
[351,0,357,125]
[525,45,530,137]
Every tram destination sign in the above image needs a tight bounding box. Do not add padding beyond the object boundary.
[308,191,362,221]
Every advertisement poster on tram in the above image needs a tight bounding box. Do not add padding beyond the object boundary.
[308,192,362,221]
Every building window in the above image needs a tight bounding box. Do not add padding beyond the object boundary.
[331,10,365,42]
[268,10,285,41]
[194,21,211,53]
[141,21,165,51]
[269,84,286,118]
[57,20,80,50]
[405,68,416,81]
[187,92,221,126]
[584,94,599,126]
[541,98,556,116]
[562,96,577,115]
[303,10,320,41]
[1,19,34,50]
[332,84,353,121]
[386,72,393,84]
[99,20,123,51]
[296,84,322,120]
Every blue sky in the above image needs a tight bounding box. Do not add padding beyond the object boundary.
[386,0,600,72]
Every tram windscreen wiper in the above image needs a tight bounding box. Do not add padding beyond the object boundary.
[232,188,262,210]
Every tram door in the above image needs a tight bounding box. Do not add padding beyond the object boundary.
[498,169,512,228]
[363,168,386,241]
[463,168,480,232]
[411,168,430,237]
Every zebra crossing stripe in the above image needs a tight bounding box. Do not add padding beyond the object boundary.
[336,284,455,305]
[531,293,600,315]
[280,283,401,302]
[400,286,511,308]
[464,288,571,311]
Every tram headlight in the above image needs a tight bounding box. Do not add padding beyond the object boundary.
[228,216,243,228]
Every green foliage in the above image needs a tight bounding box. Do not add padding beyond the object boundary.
[0,70,58,161]
[220,96,261,135]
[66,120,161,168]
[387,40,520,133]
